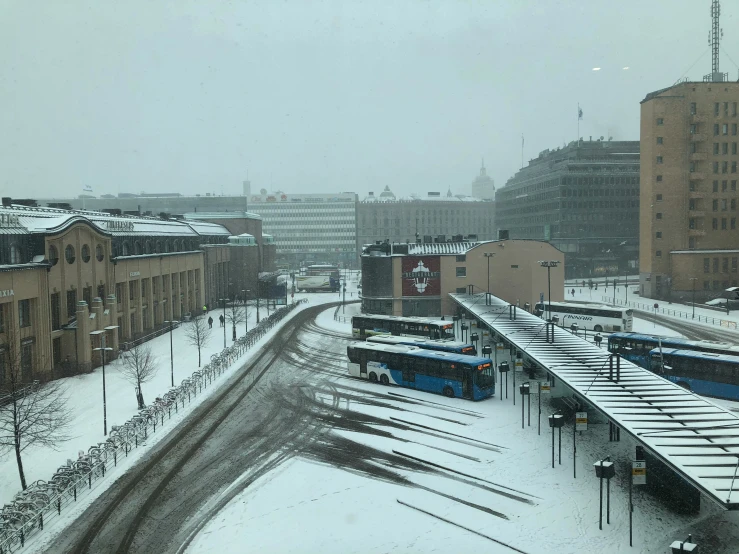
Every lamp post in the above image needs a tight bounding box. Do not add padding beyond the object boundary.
[484,252,495,304]
[164,318,177,387]
[242,289,249,334]
[538,261,561,322]
[690,277,698,319]
[91,332,114,436]
[220,297,227,348]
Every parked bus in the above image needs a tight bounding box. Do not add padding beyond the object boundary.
[347,342,494,400]
[608,332,739,369]
[650,348,739,400]
[368,335,477,355]
[351,315,455,340]
[534,301,632,332]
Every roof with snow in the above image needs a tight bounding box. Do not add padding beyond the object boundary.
[0,205,231,238]
[406,242,482,255]
[451,291,739,510]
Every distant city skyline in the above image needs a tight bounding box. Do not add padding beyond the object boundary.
[0,1,733,199]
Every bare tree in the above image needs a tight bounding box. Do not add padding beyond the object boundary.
[0,334,72,490]
[184,315,211,367]
[225,300,247,342]
[118,343,158,409]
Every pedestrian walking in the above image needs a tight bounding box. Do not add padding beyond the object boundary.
[571,288,575,298]
[208,316,213,329]
[219,314,225,327]
[203,304,207,315]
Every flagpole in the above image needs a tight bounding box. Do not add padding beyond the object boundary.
[577,103,580,143]
[521,134,524,169]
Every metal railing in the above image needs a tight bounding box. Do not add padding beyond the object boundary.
[600,296,738,329]
[0,299,308,554]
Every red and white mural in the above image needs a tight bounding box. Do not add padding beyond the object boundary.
[401,256,441,296]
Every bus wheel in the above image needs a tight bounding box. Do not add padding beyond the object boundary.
[380,374,389,385]
[594,325,603,332]
[443,386,454,398]
[677,381,691,391]
[369,372,378,382]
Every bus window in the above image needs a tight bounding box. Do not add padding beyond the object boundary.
[477,363,494,389]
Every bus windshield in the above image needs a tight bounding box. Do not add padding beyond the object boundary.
[476,362,494,389]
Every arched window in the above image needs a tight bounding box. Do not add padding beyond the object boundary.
[48,245,59,266]
[81,244,91,263]
[164,241,170,253]
[65,244,76,264]
[173,239,179,252]
[96,244,104,261]
[122,241,130,256]
[134,241,142,255]
[10,244,21,264]
[155,241,162,254]
[145,240,152,254]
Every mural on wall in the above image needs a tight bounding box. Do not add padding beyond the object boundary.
[401,256,441,296]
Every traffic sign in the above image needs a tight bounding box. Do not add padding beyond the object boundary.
[496,342,505,351]
[632,461,647,485]
[540,383,551,394]
[653,303,659,309]
[575,411,588,431]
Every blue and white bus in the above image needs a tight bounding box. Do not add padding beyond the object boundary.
[346,342,494,401]
[650,348,739,401]
[608,332,739,369]
[367,335,477,355]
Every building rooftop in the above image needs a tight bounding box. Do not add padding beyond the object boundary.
[361,185,488,203]
[0,204,232,238]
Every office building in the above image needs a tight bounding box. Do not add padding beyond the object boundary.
[495,140,640,279]
[640,81,739,301]
[361,239,564,317]
[356,187,495,255]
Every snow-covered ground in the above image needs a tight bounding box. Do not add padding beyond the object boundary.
[184,308,737,554]
[0,276,359,509]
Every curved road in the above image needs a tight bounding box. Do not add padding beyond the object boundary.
[47,304,510,553]
[635,310,739,342]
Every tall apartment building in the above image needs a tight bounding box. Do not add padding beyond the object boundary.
[495,140,640,279]
[640,81,739,301]
[248,192,357,267]
[355,186,495,253]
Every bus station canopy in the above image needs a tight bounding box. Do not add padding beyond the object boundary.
[450,291,739,510]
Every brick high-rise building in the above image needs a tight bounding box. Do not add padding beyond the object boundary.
[639,82,739,301]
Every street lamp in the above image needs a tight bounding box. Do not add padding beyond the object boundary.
[91,331,114,436]
[242,289,249,334]
[538,260,561,321]
[690,277,698,319]
[219,297,227,348]
[164,318,177,387]
[484,252,495,303]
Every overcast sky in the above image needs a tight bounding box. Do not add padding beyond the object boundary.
[1,0,737,199]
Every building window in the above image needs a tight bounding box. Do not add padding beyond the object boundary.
[704,258,711,273]
[714,258,720,273]
[656,250,662,257]
[81,244,91,263]
[722,199,728,211]
[722,218,728,230]
[21,342,32,381]
[733,218,737,230]
[723,180,728,192]
[689,199,697,210]
[733,199,737,210]
[713,199,719,211]
[723,161,729,173]
[456,255,466,262]
[733,102,737,117]
[65,245,75,264]
[48,245,59,266]
[97,284,105,302]
[733,162,738,174]
[456,267,467,277]
[715,142,720,155]
[656,212,663,219]
[704,280,710,290]
[18,299,31,328]
[96,244,104,262]
[9,244,20,264]
[689,162,696,172]
[689,218,696,229]
[656,231,662,239]
[714,161,720,173]
[724,142,729,155]
[715,102,720,116]
[83,286,92,307]
[733,123,738,136]
[689,237,696,249]
[116,283,122,304]
[129,281,135,301]
[657,136,663,144]
[656,175,663,182]
[724,258,730,273]
[713,218,719,230]
[715,123,720,136]
[656,194,663,201]
[657,118,664,125]
[723,123,729,135]
[733,258,738,272]
[714,180,719,192]
[656,156,663,164]
[690,102,697,115]
[66,289,76,320]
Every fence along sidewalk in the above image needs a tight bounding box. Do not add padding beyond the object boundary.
[0,300,307,554]
[601,295,738,329]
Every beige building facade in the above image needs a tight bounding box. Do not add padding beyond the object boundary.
[640,81,739,301]
[361,239,564,317]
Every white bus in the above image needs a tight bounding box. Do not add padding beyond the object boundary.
[533,302,633,332]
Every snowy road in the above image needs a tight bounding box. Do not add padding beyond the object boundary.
[42,303,739,554]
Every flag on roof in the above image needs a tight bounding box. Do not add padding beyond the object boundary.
[83,185,93,193]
